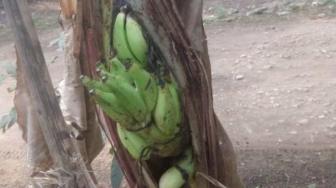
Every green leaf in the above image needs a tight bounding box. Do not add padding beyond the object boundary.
[48,32,65,51]
[0,115,10,131]
[1,62,16,78]
[0,107,17,133]
[308,183,316,188]
[111,157,123,188]
[0,74,6,86]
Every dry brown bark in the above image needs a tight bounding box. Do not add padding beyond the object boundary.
[4,0,97,187]
[9,0,103,187]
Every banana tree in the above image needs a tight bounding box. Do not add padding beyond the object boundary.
[68,0,243,187]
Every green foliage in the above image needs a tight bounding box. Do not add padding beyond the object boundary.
[111,157,123,188]
[32,11,59,31]
[0,61,16,92]
[0,74,6,86]
[48,32,65,52]
[0,107,17,133]
[3,63,16,78]
[323,0,336,5]
[214,6,228,19]
[308,183,316,188]
[0,61,16,78]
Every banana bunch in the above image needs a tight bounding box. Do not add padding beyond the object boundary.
[81,58,157,131]
[159,148,196,188]
[82,8,196,187]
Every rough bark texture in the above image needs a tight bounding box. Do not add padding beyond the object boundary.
[5,0,97,187]
[15,49,53,176]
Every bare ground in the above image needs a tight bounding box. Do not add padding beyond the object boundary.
[209,15,336,188]
[0,1,336,188]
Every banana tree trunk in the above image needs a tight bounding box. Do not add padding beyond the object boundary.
[4,0,97,187]
[78,0,243,187]
[128,1,243,187]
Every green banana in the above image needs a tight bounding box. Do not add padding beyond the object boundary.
[100,68,132,86]
[81,75,141,127]
[81,76,110,92]
[93,89,125,114]
[139,124,172,143]
[103,75,150,125]
[117,124,152,160]
[153,83,181,137]
[92,89,137,127]
[113,12,148,67]
[105,57,127,73]
[128,63,158,112]
[125,14,148,66]
[113,12,137,63]
[159,148,195,188]
[100,62,157,112]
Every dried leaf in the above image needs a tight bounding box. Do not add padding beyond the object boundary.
[3,62,16,78]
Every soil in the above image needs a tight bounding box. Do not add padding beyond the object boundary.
[0,1,336,188]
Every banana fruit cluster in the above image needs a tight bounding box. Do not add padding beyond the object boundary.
[81,8,195,188]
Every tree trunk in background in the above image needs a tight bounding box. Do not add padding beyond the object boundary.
[3,0,97,187]
[8,0,103,187]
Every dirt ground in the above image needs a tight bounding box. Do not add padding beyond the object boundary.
[0,1,336,188]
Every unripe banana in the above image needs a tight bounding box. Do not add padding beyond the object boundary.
[103,75,150,125]
[105,57,127,73]
[117,124,152,160]
[92,89,137,127]
[100,68,132,85]
[128,63,158,112]
[100,62,157,116]
[81,76,110,92]
[159,148,195,188]
[154,83,181,137]
[113,11,148,67]
[125,14,148,66]
[139,124,172,143]
[93,89,126,114]
[113,12,137,63]
[81,75,146,129]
